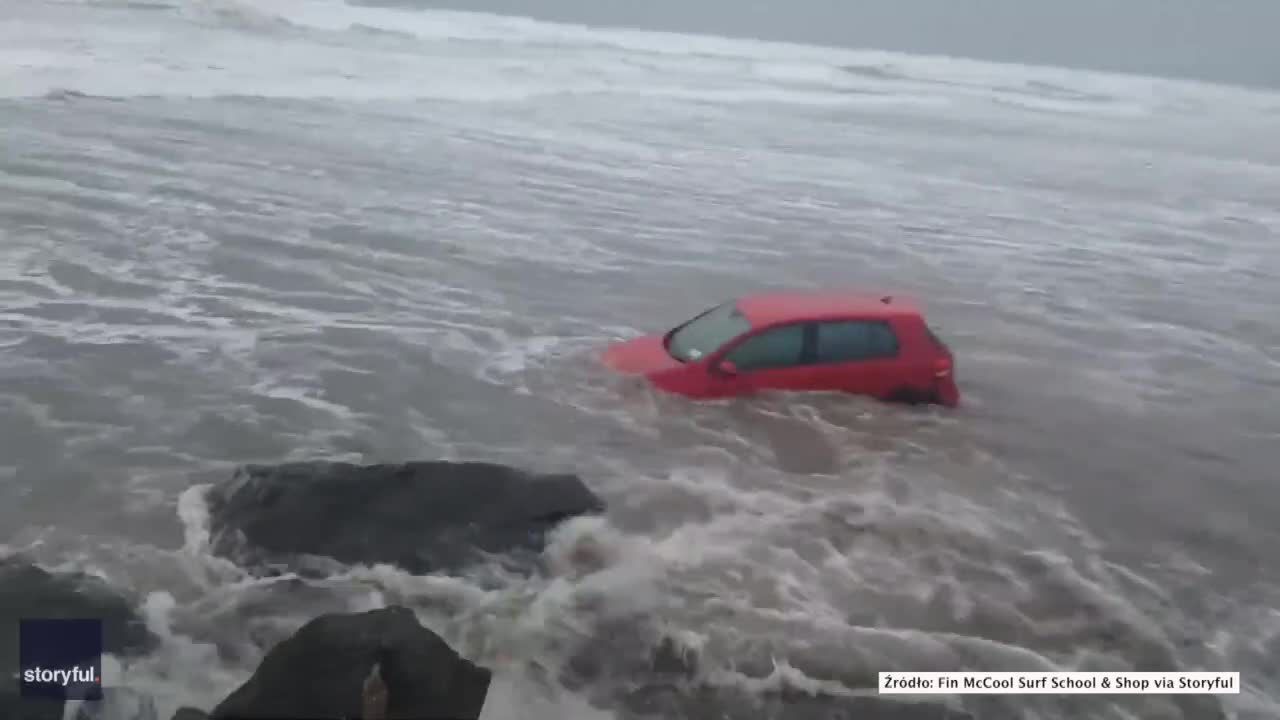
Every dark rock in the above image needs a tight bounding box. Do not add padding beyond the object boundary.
[170,708,210,720]
[210,606,491,720]
[0,557,158,720]
[0,695,65,720]
[206,460,605,575]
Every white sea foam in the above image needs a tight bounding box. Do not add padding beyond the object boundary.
[1,0,1274,123]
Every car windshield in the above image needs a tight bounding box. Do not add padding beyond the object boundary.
[666,301,752,362]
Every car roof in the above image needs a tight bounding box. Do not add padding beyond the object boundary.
[734,289,923,327]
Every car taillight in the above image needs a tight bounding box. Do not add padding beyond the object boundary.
[933,357,952,378]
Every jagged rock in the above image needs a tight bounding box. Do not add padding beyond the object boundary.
[209,606,491,720]
[0,557,158,720]
[205,460,604,575]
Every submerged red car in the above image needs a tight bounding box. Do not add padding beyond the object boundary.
[602,290,960,406]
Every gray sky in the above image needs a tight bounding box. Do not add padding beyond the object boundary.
[372,0,1280,90]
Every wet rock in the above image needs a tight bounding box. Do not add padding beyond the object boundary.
[206,460,605,575]
[209,606,491,720]
[0,557,158,720]
[0,695,64,720]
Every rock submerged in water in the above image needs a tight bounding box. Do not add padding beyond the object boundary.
[207,606,490,720]
[206,460,605,575]
[0,557,158,720]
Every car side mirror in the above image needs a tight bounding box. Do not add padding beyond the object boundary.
[715,360,738,377]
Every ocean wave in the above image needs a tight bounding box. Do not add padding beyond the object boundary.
[5,0,1274,117]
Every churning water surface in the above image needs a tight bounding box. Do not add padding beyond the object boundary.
[1,1,1279,718]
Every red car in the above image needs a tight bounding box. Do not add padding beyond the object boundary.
[602,290,960,406]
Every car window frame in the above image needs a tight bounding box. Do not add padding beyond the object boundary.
[714,320,813,374]
[810,317,902,365]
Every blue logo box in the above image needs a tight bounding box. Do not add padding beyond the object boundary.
[19,618,103,701]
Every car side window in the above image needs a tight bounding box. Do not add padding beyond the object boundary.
[725,323,806,372]
[814,320,899,363]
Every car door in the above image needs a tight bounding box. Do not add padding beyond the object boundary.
[705,322,817,397]
[809,319,903,398]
